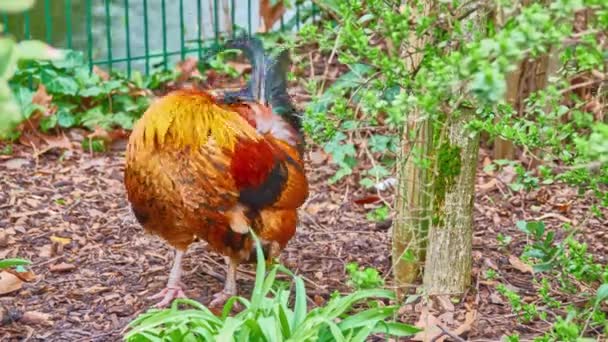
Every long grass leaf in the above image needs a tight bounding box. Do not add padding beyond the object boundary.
[291,275,307,329]
[250,232,266,310]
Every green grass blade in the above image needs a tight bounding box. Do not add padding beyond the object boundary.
[291,275,307,329]
[216,316,244,341]
[336,306,397,331]
[371,321,422,337]
[350,324,375,342]
[250,232,266,310]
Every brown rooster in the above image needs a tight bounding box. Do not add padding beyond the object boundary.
[124,37,308,308]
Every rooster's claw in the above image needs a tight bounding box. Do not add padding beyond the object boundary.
[148,286,187,308]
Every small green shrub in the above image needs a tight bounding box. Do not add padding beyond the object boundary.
[124,236,419,341]
[345,262,384,290]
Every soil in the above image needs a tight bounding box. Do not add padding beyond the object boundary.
[0,140,606,341]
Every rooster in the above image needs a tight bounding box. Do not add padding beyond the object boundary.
[124,37,308,308]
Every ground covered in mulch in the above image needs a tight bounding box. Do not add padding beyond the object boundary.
[0,139,606,341]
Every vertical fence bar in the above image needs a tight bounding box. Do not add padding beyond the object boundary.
[124,0,132,77]
[24,12,31,39]
[312,2,317,22]
[44,0,52,43]
[213,0,219,44]
[296,3,300,30]
[2,15,7,32]
[161,0,168,70]
[179,0,185,61]
[280,16,284,31]
[86,0,93,71]
[197,0,202,59]
[66,0,73,49]
[143,0,150,75]
[105,0,113,72]
[230,0,235,37]
[247,0,252,35]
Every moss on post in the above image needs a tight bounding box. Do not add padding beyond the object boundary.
[423,109,479,295]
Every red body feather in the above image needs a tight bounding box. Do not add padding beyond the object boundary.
[230,139,278,189]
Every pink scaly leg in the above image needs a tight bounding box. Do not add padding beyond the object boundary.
[148,250,187,308]
[209,257,238,308]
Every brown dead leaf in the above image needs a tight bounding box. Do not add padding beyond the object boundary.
[498,165,517,184]
[87,126,111,143]
[32,84,53,109]
[93,65,110,81]
[258,0,286,32]
[3,158,30,170]
[482,157,493,175]
[478,178,497,193]
[412,307,442,341]
[451,309,476,337]
[50,235,72,245]
[37,245,52,258]
[552,200,573,214]
[0,271,23,295]
[176,57,201,83]
[22,311,53,326]
[309,150,328,165]
[305,203,324,215]
[34,133,73,156]
[0,231,7,247]
[49,262,76,273]
[508,255,533,274]
[227,61,251,75]
[6,268,36,282]
[435,295,455,312]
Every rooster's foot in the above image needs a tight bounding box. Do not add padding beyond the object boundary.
[148,286,187,308]
[209,290,239,310]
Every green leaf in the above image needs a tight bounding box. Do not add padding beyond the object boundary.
[0,258,31,269]
[57,108,77,128]
[39,114,58,132]
[0,37,18,80]
[596,283,608,303]
[0,0,35,13]
[17,40,63,60]
[40,69,79,96]
[370,322,422,337]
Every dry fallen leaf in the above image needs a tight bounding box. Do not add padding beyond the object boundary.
[412,307,443,341]
[93,65,110,81]
[258,0,285,32]
[3,158,30,170]
[50,235,72,245]
[32,84,53,109]
[478,178,497,193]
[0,271,23,295]
[309,150,328,165]
[508,255,533,274]
[49,262,76,273]
[226,61,251,75]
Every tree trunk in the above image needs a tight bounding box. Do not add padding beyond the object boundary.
[423,108,479,295]
[392,116,432,288]
[392,0,433,291]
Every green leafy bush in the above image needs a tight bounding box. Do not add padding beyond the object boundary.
[498,221,608,340]
[0,0,62,139]
[9,50,151,135]
[125,237,419,341]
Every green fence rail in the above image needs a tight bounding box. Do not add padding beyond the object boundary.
[2,0,317,76]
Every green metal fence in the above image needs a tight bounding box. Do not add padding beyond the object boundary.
[1,0,316,76]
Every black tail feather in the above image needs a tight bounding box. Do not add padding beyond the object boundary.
[222,36,301,131]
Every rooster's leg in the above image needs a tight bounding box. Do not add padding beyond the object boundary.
[148,250,187,307]
[209,257,238,308]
